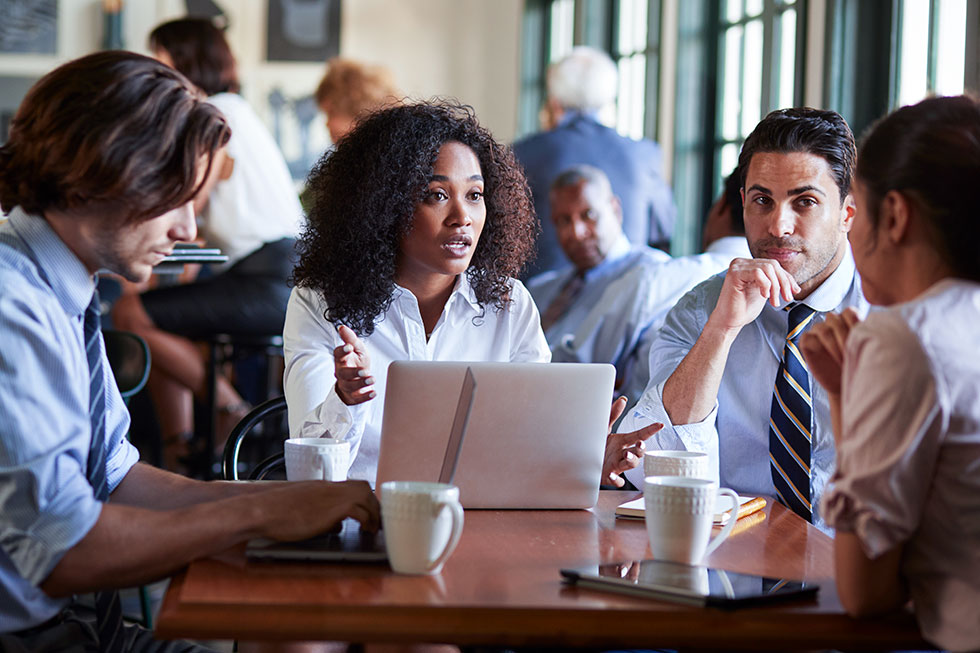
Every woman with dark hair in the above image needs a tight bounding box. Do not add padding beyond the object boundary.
[284,101,548,482]
[285,101,654,484]
[114,18,304,470]
[800,95,980,652]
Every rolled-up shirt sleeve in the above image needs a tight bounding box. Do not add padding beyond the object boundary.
[620,281,722,488]
[821,314,940,558]
[0,288,103,586]
[283,287,369,463]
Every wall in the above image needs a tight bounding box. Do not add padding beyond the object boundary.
[0,0,525,169]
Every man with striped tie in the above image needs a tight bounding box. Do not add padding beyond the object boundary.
[620,108,869,533]
[0,53,379,651]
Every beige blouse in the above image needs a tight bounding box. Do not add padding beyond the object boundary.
[822,278,980,652]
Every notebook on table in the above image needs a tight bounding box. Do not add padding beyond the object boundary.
[375,361,615,509]
[615,495,767,525]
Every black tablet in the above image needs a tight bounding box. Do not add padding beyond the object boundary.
[561,559,818,609]
[246,519,387,563]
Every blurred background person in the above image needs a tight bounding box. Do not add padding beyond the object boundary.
[314,57,401,144]
[802,95,980,653]
[513,46,676,279]
[527,165,670,396]
[114,17,304,473]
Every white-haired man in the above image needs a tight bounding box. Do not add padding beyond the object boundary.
[514,46,676,278]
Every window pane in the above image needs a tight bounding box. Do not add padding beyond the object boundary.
[898,0,930,105]
[721,25,743,141]
[549,0,575,61]
[617,53,647,139]
[719,143,740,187]
[745,0,764,18]
[618,0,649,54]
[778,8,797,109]
[741,19,763,135]
[935,0,967,96]
[726,0,743,23]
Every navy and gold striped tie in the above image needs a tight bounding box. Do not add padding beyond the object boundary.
[84,290,124,653]
[769,303,817,522]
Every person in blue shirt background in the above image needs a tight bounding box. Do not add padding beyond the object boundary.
[513,46,676,278]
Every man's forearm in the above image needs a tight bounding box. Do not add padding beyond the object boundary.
[41,476,378,597]
[41,488,274,596]
[661,320,739,425]
[109,462,282,510]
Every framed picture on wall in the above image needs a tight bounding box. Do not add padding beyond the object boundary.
[0,0,58,55]
[267,0,341,62]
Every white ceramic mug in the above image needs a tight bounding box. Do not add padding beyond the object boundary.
[643,450,710,479]
[284,438,350,482]
[380,481,464,575]
[644,476,739,565]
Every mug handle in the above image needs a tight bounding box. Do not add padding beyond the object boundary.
[427,500,464,572]
[703,488,740,559]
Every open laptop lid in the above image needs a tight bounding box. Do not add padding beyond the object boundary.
[438,367,476,485]
[377,362,615,509]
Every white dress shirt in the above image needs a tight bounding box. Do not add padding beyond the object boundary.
[621,247,869,532]
[283,275,550,483]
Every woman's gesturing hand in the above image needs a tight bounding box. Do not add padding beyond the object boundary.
[333,325,376,405]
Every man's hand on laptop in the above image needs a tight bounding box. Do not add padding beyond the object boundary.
[257,480,381,541]
[334,325,376,405]
[602,396,663,487]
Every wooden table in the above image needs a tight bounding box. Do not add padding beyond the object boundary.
[156,491,929,650]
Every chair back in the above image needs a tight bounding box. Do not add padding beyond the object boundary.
[222,395,288,480]
[103,329,150,399]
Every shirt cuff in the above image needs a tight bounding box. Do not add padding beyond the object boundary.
[821,475,908,559]
[620,379,720,489]
[297,383,355,440]
[1,469,103,586]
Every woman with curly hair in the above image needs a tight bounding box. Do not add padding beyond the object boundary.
[285,100,656,487]
[282,100,550,483]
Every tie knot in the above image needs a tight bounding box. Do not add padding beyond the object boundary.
[785,303,815,341]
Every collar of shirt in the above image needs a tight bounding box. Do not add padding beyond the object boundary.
[7,207,96,320]
[556,109,601,128]
[391,273,483,317]
[705,236,750,258]
[793,244,859,313]
[582,233,633,283]
[756,244,861,359]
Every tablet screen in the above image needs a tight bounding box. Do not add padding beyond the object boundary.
[561,559,818,608]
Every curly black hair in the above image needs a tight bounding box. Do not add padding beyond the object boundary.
[293,100,537,336]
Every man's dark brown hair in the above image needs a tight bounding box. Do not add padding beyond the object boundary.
[0,51,230,221]
[738,107,856,205]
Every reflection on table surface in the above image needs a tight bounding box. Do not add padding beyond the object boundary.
[157,491,929,650]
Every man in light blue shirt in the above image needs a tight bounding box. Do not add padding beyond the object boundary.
[0,52,379,650]
[529,165,671,398]
[621,109,869,532]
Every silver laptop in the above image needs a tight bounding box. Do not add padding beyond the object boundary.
[375,361,615,509]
